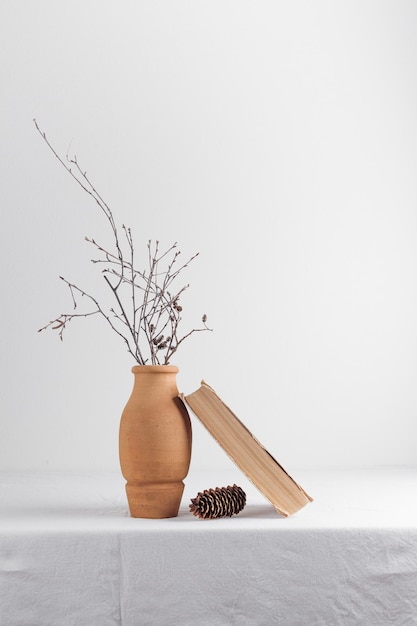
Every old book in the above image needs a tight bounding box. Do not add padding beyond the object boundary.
[181,381,312,517]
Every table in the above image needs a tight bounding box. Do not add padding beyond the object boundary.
[1,467,417,625]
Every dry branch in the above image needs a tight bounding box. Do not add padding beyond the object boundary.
[35,120,212,364]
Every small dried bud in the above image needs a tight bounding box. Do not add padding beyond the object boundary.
[202,314,207,323]
[172,297,182,312]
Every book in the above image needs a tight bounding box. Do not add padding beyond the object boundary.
[181,381,313,517]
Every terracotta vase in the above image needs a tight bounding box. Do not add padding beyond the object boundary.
[119,365,192,518]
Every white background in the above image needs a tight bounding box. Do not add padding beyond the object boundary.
[1,1,417,472]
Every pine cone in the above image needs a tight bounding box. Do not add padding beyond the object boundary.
[190,484,246,520]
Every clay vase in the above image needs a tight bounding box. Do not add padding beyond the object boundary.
[119,365,192,518]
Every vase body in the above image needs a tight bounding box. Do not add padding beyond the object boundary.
[119,365,192,518]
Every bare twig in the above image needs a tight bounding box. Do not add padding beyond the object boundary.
[35,120,212,364]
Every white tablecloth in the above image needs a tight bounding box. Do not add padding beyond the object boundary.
[1,467,417,625]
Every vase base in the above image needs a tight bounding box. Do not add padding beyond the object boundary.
[125,481,185,518]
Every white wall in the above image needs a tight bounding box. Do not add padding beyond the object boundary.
[1,1,417,472]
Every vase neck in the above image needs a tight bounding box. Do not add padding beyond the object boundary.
[131,366,180,397]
